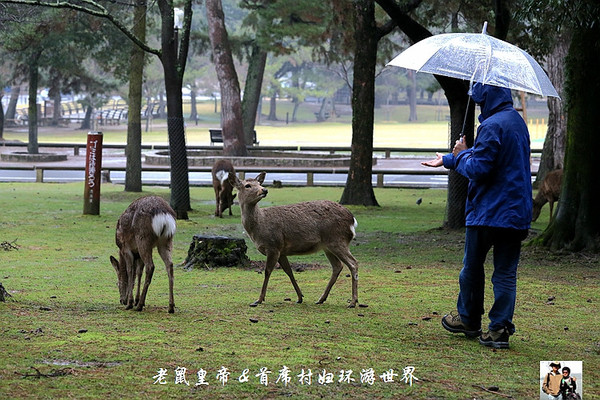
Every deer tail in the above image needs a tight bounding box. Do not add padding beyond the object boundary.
[215,169,229,185]
[152,213,177,238]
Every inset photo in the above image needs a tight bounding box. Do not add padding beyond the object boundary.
[540,361,583,400]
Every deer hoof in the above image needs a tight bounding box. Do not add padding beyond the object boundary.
[168,306,175,314]
[135,305,144,312]
[249,301,260,307]
[347,303,357,309]
[125,304,133,310]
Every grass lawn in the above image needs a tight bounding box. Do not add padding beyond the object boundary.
[0,183,597,399]
[2,101,548,150]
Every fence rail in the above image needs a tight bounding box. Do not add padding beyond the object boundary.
[0,142,540,188]
[1,164,449,188]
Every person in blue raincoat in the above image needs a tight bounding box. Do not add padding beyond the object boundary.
[422,82,532,349]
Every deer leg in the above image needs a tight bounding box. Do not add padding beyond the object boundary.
[549,201,554,223]
[278,255,303,304]
[123,252,136,309]
[158,243,175,314]
[136,251,155,312]
[134,258,143,306]
[316,250,344,305]
[328,247,359,308]
[251,252,279,307]
[214,188,221,217]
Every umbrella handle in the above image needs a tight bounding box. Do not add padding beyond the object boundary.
[460,89,472,140]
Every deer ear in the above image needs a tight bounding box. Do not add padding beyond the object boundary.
[110,256,119,272]
[256,171,266,184]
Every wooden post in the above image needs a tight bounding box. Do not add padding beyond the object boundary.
[83,132,103,215]
[377,173,384,188]
[35,168,43,183]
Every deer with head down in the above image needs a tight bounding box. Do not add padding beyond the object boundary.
[532,169,563,223]
[229,171,360,308]
[109,196,176,313]
[212,159,237,218]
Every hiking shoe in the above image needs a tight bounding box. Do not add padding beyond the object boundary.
[441,312,481,338]
[479,328,510,349]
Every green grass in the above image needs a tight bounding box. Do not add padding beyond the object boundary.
[0,183,598,399]
[3,100,548,149]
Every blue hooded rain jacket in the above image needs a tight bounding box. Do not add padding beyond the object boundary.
[442,83,532,230]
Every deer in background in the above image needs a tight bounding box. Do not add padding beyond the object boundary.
[532,169,563,223]
[212,159,237,218]
[229,171,360,308]
[110,196,176,313]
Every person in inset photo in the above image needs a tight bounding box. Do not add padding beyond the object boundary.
[542,361,563,400]
[560,366,579,400]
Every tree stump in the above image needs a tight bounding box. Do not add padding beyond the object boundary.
[183,235,250,269]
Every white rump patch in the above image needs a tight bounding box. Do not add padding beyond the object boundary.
[351,218,358,239]
[152,213,177,238]
[215,169,229,185]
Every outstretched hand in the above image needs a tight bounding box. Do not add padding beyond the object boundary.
[421,152,444,168]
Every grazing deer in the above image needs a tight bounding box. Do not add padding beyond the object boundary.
[229,171,360,308]
[532,169,563,222]
[110,196,176,313]
[212,159,237,218]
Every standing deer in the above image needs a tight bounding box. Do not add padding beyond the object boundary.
[110,196,176,313]
[229,171,360,308]
[212,159,236,218]
[532,169,563,222]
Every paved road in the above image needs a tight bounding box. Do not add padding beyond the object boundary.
[0,147,539,188]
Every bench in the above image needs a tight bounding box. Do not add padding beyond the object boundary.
[314,112,331,121]
[209,129,259,145]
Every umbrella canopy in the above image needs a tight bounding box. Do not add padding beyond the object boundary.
[387,23,559,98]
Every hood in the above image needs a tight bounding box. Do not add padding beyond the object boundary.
[470,82,513,120]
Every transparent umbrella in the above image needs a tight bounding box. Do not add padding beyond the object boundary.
[387,22,559,98]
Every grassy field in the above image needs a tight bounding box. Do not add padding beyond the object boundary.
[2,100,549,149]
[0,183,598,399]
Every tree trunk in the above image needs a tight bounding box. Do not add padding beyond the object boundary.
[189,88,198,122]
[125,0,146,193]
[5,85,20,122]
[292,98,300,122]
[242,44,267,145]
[536,35,568,185]
[27,55,40,154]
[267,92,278,121]
[206,0,247,156]
[80,105,93,130]
[158,0,192,219]
[537,25,600,251]
[0,95,4,139]
[340,0,378,207]
[158,93,167,119]
[52,90,61,125]
[440,77,473,228]
[376,0,472,228]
